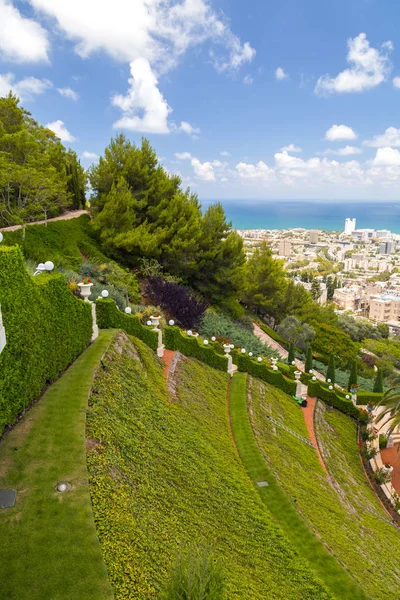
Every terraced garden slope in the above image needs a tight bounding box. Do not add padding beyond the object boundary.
[247,376,400,600]
[0,330,115,600]
[86,333,331,599]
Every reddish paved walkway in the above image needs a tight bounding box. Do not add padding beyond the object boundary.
[0,209,89,232]
[162,349,176,380]
[381,444,400,495]
[302,396,327,473]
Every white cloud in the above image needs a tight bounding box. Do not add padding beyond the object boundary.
[325,124,357,141]
[364,127,400,148]
[372,147,400,166]
[0,0,49,63]
[315,33,392,95]
[57,87,79,101]
[220,150,230,156]
[243,74,253,85]
[0,73,52,100]
[175,151,215,181]
[29,0,255,73]
[275,67,287,80]
[323,146,362,156]
[81,151,99,160]
[46,120,76,143]
[112,58,171,134]
[178,121,200,136]
[393,77,400,88]
[281,144,302,153]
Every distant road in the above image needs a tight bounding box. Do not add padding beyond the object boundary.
[0,210,89,232]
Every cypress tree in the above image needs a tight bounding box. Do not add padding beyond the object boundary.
[326,354,335,385]
[288,342,295,365]
[305,346,313,373]
[348,361,358,391]
[373,369,384,393]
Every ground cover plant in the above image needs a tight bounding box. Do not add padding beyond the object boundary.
[248,377,400,600]
[86,333,330,599]
[0,331,115,600]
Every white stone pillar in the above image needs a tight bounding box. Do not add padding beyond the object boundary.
[155,327,164,358]
[91,302,98,342]
[294,370,302,397]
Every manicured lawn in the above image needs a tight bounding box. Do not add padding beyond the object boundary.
[229,372,369,600]
[87,333,331,599]
[242,373,400,600]
[0,330,115,600]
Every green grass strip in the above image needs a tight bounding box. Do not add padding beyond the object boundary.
[229,372,369,600]
[0,330,116,600]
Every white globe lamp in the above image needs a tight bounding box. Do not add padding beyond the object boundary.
[125,307,132,314]
[101,290,109,298]
[44,260,54,271]
[169,320,175,326]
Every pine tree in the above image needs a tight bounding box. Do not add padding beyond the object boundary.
[348,361,358,391]
[305,346,313,373]
[288,342,295,365]
[373,369,384,393]
[326,354,335,385]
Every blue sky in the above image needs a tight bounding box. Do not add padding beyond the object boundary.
[2,0,400,201]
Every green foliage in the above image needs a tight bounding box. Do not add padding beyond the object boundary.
[375,375,400,437]
[373,369,384,393]
[364,338,400,370]
[307,379,359,418]
[287,342,295,365]
[0,245,92,432]
[312,322,360,368]
[237,355,296,396]
[249,379,399,599]
[161,549,225,600]
[95,298,158,350]
[355,391,384,406]
[305,346,313,373]
[258,322,288,347]
[326,354,335,385]
[276,315,315,351]
[199,311,273,356]
[240,243,287,319]
[87,335,325,599]
[338,314,383,342]
[90,135,244,307]
[0,94,84,227]
[164,327,228,371]
[377,323,389,339]
[348,361,358,390]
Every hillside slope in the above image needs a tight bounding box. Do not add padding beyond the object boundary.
[86,333,331,599]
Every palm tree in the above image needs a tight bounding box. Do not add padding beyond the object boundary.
[375,375,400,436]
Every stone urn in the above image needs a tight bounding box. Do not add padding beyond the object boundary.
[223,344,231,354]
[150,315,160,327]
[271,357,278,367]
[294,370,302,381]
[383,464,394,475]
[78,282,93,302]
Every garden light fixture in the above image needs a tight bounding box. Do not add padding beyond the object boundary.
[101,290,109,298]
[203,339,209,345]
[125,307,132,314]
[168,320,174,326]
[56,482,71,493]
[147,320,152,326]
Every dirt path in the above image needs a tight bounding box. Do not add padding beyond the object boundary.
[0,209,89,232]
[303,397,327,472]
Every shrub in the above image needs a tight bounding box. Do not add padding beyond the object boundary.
[200,311,274,356]
[96,298,158,350]
[287,343,295,365]
[237,355,297,396]
[161,549,225,600]
[374,468,391,485]
[373,369,384,393]
[326,354,336,385]
[276,316,315,351]
[164,327,228,371]
[355,391,383,406]
[348,361,358,391]
[145,276,208,329]
[307,379,360,419]
[312,322,360,368]
[305,346,313,373]
[0,246,92,433]
[379,434,388,449]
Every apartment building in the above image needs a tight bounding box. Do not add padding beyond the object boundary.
[369,295,400,323]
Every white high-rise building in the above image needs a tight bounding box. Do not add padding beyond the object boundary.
[344,218,356,235]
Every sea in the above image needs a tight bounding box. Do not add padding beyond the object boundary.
[201,200,400,233]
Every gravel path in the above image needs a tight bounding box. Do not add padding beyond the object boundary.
[0,209,89,232]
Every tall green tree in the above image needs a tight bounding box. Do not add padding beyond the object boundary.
[240,243,287,321]
[305,346,313,373]
[288,342,295,365]
[326,354,336,385]
[373,369,384,394]
[348,361,358,391]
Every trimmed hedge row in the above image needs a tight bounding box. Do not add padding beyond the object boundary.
[307,379,360,418]
[164,326,228,371]
[95,298,158,350]
[355,391,383,406]
[0,246,92,433]
[237,354,297,396]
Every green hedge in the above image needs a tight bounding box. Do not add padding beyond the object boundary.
[0,246,92,433]
[237,355,297,396]
[164,326,229,371]
[96,298,158,350]
[355,391,383,406]
[307,379,360,418]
